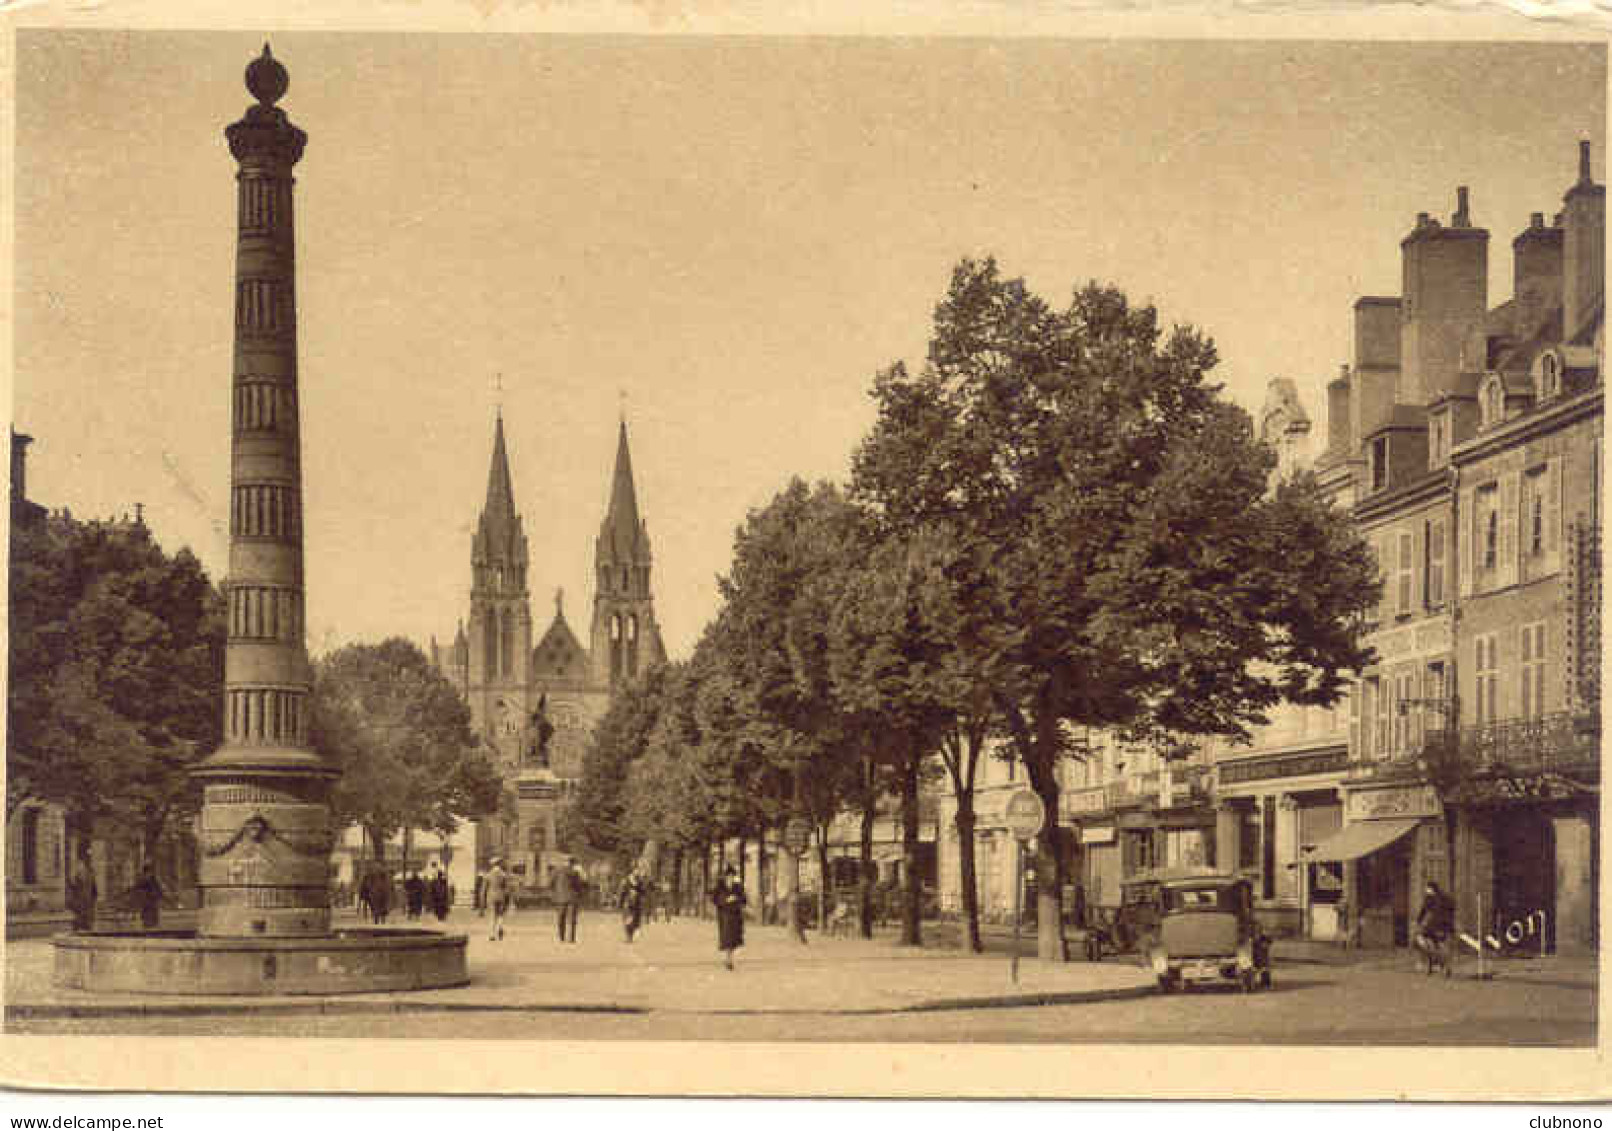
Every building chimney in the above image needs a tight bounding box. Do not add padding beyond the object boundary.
[1353,297,1401,444]
[1514,207,1565,338]
[1563,140,1605,338]
[1327,365,1352,454]
[1401,193,1488,404]
[10,429,33,503]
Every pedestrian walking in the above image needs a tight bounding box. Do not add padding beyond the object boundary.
[712,865,747,970]
[131,863,165,930]
[405,870,426,920]
[474,869,488,917]
[553,856,583,943]
[429,863,451,921]
[365,867,392,925]
[621,870,647,943]
[67,858,97,932]
[485,857,511,941]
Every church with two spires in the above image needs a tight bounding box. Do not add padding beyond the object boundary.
[432,415,666,885]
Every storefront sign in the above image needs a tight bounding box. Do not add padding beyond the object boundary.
[1219,748,1348,785]
[1346,784,1441,821]
[1063,786,1109,816]
[1371,618,1452,660]
[1080,826,1116,845]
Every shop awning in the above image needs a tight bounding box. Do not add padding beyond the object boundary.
[1300,817,1421,863]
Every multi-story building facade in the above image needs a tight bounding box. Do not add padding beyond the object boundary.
[1209,379,1354,941]
[1296,144,1602,954]
[432,414,667,888]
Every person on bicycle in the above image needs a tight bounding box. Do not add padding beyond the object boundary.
[1414,880,1455,974]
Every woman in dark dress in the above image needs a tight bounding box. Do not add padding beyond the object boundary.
[712,865,747,970]
[621,871,647,943]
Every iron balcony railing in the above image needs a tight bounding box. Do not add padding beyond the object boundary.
[1459,711,1601,776]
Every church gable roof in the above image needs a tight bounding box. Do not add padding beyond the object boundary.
[533,602,590,682]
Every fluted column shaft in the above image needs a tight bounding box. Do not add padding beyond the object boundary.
[193,49,335,939]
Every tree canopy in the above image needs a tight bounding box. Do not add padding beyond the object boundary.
[8,512,225,854]
[852,258,1379,955]
[310,638,505,852]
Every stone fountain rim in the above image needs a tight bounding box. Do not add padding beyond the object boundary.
[53,929,468,953]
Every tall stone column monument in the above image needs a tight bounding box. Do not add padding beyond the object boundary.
[191,44,337,938]
[54,45,466,994]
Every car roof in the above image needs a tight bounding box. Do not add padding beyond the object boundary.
[1157,871,1241,888]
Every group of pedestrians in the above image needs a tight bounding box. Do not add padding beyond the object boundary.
[471,857,751,970]
[403,864,453,921]
[65,861,166,931]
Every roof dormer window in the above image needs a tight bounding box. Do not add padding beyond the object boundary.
[1479,374,1506,430]
[1370,435,1389,493]
[1429,412,1448,469]
[1536,351,1562,403]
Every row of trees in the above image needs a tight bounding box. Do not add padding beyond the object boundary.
[566,259,1380,957]
[9,508,503,877]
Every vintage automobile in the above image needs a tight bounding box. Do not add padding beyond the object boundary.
[1147,873,1272,993]
[1078,874,1166,960]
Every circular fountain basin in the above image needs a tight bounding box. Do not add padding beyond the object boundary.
[53,928,468,995]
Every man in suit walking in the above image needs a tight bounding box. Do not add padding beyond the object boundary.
[553,856,583,943]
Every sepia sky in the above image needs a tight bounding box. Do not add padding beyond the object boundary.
[12,32,1605,661]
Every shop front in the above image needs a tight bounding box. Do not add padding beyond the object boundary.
[1302,781,1445,949]
[1214,744,1349,938]
[1449,768,1599,955]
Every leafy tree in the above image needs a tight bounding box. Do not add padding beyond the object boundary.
[826,530,959,946]
[709,480,877,934]
[853,259,1378,959]
[562,662,674,860]
[8,512,225,863]
[311,638,504,860]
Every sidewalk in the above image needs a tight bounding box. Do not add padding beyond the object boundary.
[4,911,1152,1020]
[924,919,1598,991]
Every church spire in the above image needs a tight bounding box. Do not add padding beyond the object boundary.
[484,410,516,523]
[591,418,662,687]
[604,418,641,554]
[472,410,528,600]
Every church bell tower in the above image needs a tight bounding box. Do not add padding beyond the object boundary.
[590,420,664,688]
[467,412,532,760]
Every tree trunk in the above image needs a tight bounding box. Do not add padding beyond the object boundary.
[1024,760,1068,962]
[899,751,922,947]
[999,696,1071,964]
[815,825,831,929]
[955,797,983,953]
[701,842,713,918]
[758,825,770,924]
[858,788,876,939]
[671,846,684,914]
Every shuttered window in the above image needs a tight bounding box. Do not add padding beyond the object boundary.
[1521,623,1547,720]
[1474,633,1500,725]
[1427,518,1446,607]
[1397,531,1414,616]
